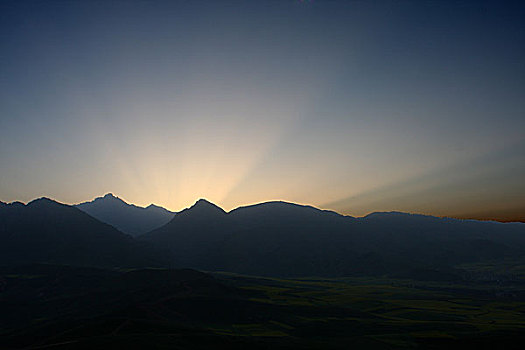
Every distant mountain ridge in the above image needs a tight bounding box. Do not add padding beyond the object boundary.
[0,197,163,267]
[141,199,525,277]
[76,193,175,236]
[1,196,524,278]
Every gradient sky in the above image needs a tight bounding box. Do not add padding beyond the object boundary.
[1,0,524,221]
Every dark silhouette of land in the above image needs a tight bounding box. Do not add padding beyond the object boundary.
[76,193,175,236]
[1,197,525,277]
[1,263,525,349]
[0,198,164,267]
[141,199,525,278]
[1,197,525,349]
[1,196,524,278]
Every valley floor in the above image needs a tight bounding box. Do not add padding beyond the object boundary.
[1,264,525,349]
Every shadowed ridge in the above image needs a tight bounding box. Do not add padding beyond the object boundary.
[102,193,123,200]
[27,197,66,207]
[26,198,114,223]
[363,211,438,220]
[141,197,525,277]
[76,193,175,236]
[84,193,144,211]
[229,200,348,218]
[146,203,169,210]
[93,193,129,205]
[140,198,359,274]
[177,198,227,216]
[2,201,25,208]
[80,193,146,211]
[0,197,165,268]
[364,210,430,217]
[363,211,525,226]
[147,199,226,230]
[139,199,229,254]
[363,211,480,223]
[18,197,129,236]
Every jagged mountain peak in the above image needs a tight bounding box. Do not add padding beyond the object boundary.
[3,201,25,208]
[195,198,215,206]
[96,193,126,203]
[183,198,226,214]
[75,194,175,236]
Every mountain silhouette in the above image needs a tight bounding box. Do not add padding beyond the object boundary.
[76,193,175,236]
[140,199,525,277]
[142,199,228,266]
[0,197,164,267]
[2,196,525,278]
[140,200,366,275]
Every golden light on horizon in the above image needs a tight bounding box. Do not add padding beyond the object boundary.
[0,1,523,223]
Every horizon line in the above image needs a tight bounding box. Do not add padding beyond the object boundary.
[2,194,524,225]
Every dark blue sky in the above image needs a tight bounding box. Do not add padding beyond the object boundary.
[1,1,524,221]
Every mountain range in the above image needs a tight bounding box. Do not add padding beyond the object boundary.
[1,196,524,279]
[0,198,164,267]
[141,199,525,277]
[75,193,175,236]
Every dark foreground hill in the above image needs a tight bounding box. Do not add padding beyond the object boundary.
[0,198,164,268]
[1,198,525,348]
[141,199,525,278]
[1,264,524,349]
[76,193,175,236]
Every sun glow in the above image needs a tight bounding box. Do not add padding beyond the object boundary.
[1,1,524,223]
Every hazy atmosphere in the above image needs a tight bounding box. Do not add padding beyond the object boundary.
[1,0,524,221]
[2,2,525,349]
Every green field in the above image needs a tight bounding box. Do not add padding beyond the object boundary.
[211,272,525,348]
[1,264,525,349]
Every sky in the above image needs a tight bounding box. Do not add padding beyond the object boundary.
[0,0,524,221]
